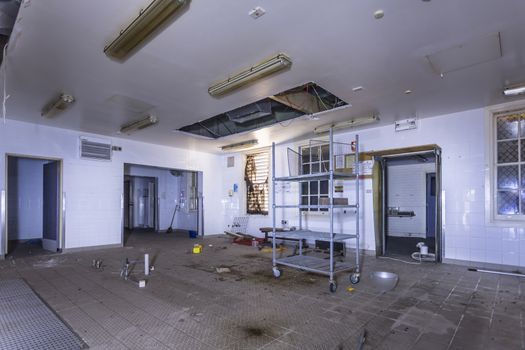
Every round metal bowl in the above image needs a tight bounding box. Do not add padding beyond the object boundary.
[370,271,399,292]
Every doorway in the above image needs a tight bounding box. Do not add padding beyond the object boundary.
[122,164,203,245]
[373,147,442,261]
[5,155,62,257]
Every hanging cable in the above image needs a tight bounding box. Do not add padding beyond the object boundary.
[2,43,9,124]
[312,86,329,111]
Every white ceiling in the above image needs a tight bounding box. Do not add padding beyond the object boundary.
[4,0,525,153]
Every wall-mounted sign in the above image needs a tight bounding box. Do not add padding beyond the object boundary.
[395,118,417,132]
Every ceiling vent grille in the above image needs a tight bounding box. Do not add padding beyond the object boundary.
[80,137,112,161]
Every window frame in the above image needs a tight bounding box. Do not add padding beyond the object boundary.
[299,143,330,213]
[487,103,525,223]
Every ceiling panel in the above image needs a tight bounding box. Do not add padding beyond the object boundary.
[2,0,525,153]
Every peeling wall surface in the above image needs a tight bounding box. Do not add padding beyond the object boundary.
[0,119,223,252]
[222,106,525,267]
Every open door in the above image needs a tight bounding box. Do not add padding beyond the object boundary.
[371,145,442,260]
[42,161,60,252]
[197,171,204,236]
[426,173,436,239]
[124,179,131,229]
[435,149,443,262]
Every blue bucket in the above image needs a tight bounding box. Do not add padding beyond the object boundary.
[188,230,198,238]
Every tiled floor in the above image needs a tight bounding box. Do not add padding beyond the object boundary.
[0,232,524,349]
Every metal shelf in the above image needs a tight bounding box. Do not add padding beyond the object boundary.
[275,255,354,275]
[271,129,361,291]
[270,229,356,242]
[274,204,357,209]
[274,172,356,182]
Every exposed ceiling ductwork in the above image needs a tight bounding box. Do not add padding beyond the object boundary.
[0,0,20,63]
[178,82,348,139]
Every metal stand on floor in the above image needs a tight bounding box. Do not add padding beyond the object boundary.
[271,128,361,292]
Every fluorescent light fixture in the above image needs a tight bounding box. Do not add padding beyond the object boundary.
[120,115,158,134]
[104,0,189,60]
[503,83,525,97]
[41,93,75,118]
[208,53,292,96]
[220,139,258,152]
[314,114,379,134]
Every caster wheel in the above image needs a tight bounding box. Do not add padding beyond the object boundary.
[350,273,360,284]
[272,268,282,278]
[329,282,337,293]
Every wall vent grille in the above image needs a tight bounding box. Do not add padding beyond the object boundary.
[80,138,112,161]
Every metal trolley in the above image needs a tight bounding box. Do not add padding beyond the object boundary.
[271,128,361,292]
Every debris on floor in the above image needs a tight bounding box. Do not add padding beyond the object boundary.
[356,329,366,350]
[33,257,60,269]
[92,259,103,270]
[192,244,202,254]
[216,267,231,273]
[2,232,524,349]
[225,230,266,247]
[260,246,287,253]
[120,258,131,280]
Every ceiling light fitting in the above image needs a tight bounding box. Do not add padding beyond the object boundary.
[120,115,158,134]
[208,53,292,96]
[104,0,189,60]
[248,6,266,19]
[373,9,384,19]
[41,93,75,118]
[314,114,379,134]
[220,139,259,152]
[503,84,525,97]
[306,104,351,121]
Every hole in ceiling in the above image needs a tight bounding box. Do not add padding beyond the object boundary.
[0,0,21,63]
[178,82,349,139]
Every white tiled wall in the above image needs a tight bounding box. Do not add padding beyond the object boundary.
[0,119,224,253]
[222,105,525,267]
[4,103,525,266]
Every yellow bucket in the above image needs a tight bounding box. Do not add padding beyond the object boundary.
[192,244,202,254]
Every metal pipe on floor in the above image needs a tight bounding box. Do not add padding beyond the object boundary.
[468,267,525,278]
[144,253,149,276]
